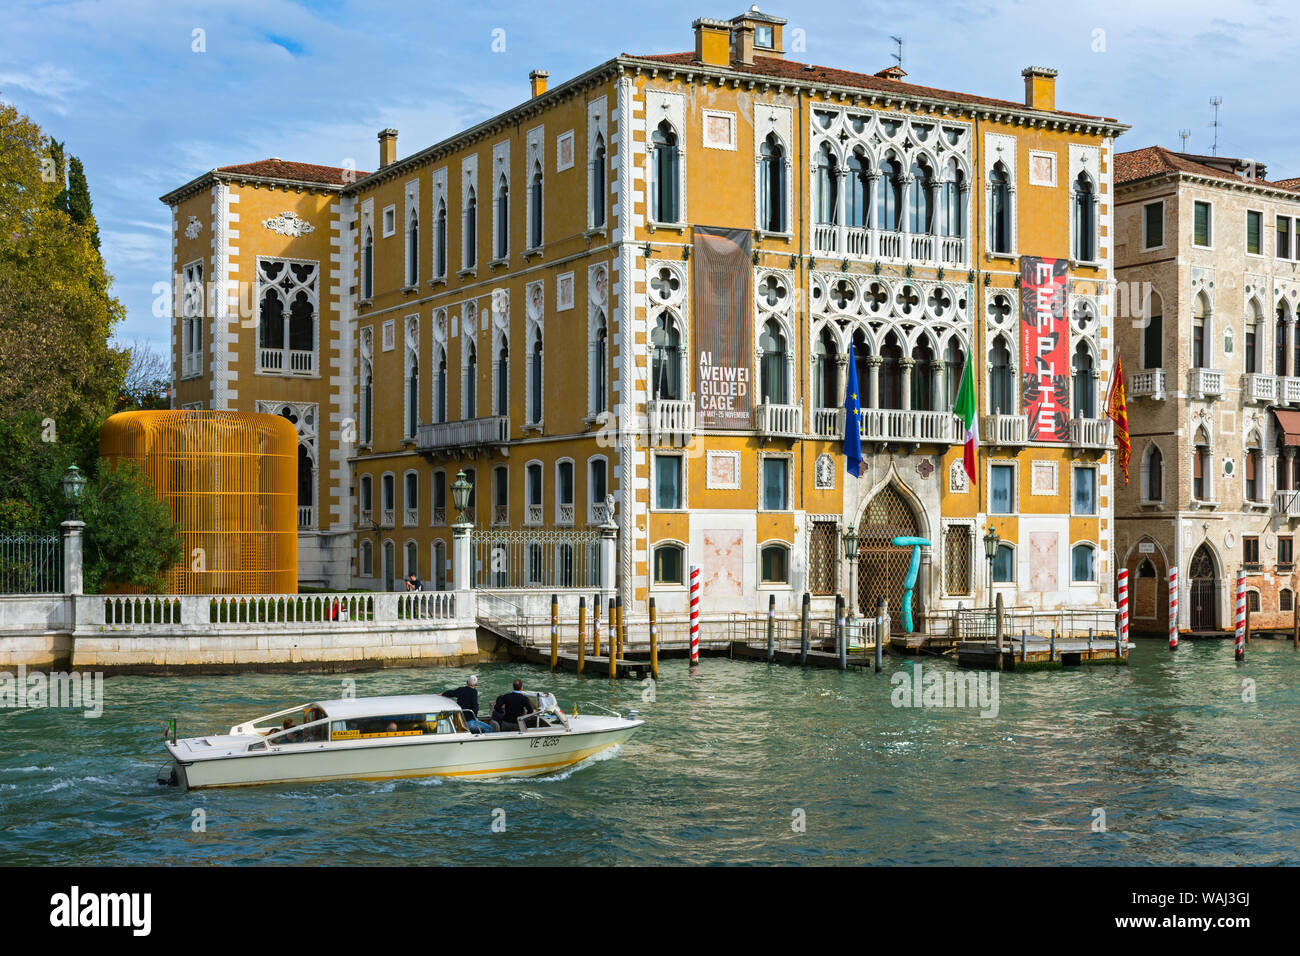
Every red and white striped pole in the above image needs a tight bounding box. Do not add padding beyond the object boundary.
[688,565,701,664]
[1117,568,1130,651]
[1234,569,1246,662]
[1168,567,1179,650]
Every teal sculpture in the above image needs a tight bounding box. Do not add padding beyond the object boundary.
[890,535,931,634]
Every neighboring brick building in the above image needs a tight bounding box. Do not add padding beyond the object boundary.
[1114,146,1300,633]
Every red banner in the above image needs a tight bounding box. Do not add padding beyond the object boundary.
[1020,257,1070,442]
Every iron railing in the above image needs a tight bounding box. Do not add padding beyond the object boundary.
[0,531,62,594]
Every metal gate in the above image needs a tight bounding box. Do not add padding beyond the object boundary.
[856,485,922,630]
[1189,544,1218,630]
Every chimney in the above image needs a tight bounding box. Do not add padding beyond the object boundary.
[875,65,907,81]
[1022,66,1058,112]
[693,18,731,67]
[529,69,549,98]
[377,129,398,168]
[732,24,755,67]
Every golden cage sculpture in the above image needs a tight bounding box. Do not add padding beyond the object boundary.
[100,410,299,594]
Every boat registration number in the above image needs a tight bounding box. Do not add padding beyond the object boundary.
[528,736,560,749]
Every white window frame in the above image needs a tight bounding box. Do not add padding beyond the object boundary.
[403,469,420,527]
[359,540,374,579]
[1071,464,1098,517]
[1245,207,1265,259]
[988,459,1018,515]
[524,459,544,526]
[1192,199,1214,250]
[382,204,396,238]
[652,452,687,512]
[991,540,1017,585]
[180,258,204,379]
[757,539,792,588]
[758,452,792,512]
[651,539,688,589]
[555,457,575,527]
[1070,541,1098,584]
[587,455,610,525]
[380,471,396,528]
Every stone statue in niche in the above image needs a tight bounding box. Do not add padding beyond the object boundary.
[814,453,834,489]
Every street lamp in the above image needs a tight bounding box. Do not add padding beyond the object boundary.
[983,527,1000,611]
[843,523,859,623]
[60,464,87,521]
[451,470,472,525]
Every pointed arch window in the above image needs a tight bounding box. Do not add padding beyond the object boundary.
[463,340,477,418]
[1073,173,1096,262]
[651,312,682,401]
[1142,444,1164,504]
[589,311,608,414]
[814,143,838,226]
[433,346,447,424]
[528,160,543,249]
[1192,296,1209,368]
[911,335,935,411]
[362,226,374,299]
[405,354,419,439]
[989,336,1014,413]
[814,327,838,409]
[360,360,373,445]
[590,133,607,228]
[495,174,509,260]
[1193,427,1211,500]
[940,162,964,237]
[944,338,966,410]
[846,149,870,229]
[990,162,1012,254]
[528,332,543,425]
[463,188,477,269]
[877,156,903,232]
[1072,343,1096,419]
[258,259,317,374]
[909,158,934,234]
[650,121,681,224]
[434,199,447,278]
[405,211,419,286]
[759,319,788,405]
[495,340,509,416]
[879,331,903,409]
[1246,435,1263,502]
[759,133,787,232]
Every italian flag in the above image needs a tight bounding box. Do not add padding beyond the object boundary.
[953,352,978,484]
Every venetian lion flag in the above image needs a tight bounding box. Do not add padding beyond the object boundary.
[1107,352,1131,484]
[953,351,978,484]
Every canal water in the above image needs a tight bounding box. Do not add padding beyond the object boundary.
[1,640,1297,865]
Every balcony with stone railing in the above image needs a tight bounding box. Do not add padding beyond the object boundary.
[812,406,843,438]
[814,223,967,268]
[1189,367,1224,400]
[416,416,509,455]
[646,395,695,446]
[981,414,1028,447]
[860,408,957,444]
[1244,373,1277,404]
[259,348,314,375]
[297,505,315,529]
[1069,417,1113,449]
[1129,368,1166,400]
[1281,377,1300,406]
[1274,490,1300,520]
[756,401,803,440]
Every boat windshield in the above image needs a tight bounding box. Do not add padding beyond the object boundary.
[330,711,467,740]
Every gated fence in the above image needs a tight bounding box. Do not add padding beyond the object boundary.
[954,605,1119,641]
[0,531,62,595]
[471,528,602,590]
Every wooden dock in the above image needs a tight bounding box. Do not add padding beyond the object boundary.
[955,637,1127,670]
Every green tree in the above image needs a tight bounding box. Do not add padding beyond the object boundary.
[80,459,184,594]
[66,156,99,250]
[0,101,129,440]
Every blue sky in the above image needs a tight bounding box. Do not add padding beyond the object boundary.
[0,0,1281,358]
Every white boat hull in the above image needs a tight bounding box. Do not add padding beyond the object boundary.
[167,716,640,790]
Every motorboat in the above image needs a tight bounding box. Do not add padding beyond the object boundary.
[158,691,641,789]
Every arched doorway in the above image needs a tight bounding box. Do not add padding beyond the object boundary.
[856,484,923,630]
[1189,543,1218,630]
[1124,540,1167,635]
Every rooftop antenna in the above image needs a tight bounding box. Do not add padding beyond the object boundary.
[1209,97,1223,156]
[1178,129,1191,152]
[890,35,903,71]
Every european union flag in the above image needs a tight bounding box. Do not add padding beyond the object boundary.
[844,342,864,478]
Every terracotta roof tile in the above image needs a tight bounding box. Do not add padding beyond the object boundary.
[216,159,367,186]
[1116,146,1296,193]
[630,52,1118,122]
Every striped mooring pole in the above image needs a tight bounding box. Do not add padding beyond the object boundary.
[1117,568,1130,651]
[1168,566,1179,650]
[1234,569,1246,662]
[688,564,701,665]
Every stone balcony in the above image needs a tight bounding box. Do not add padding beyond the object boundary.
[1129,368,1166,400]
[1244,373,1277,404]
[416,416,509,456]
[811,224,967,268]
[1189,367,1224,400]
[755,401,803,440]
[646,396,695,446]
[1069,417,1113,449]
[981,413,1028,447]
[812,407,956,444]
[1281,377,1300,406]
[1274,489,1300,520]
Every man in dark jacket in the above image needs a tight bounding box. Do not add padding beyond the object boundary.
[497,678,536,732]
[442,676,490,733]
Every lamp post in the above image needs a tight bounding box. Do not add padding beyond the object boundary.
[60,464,87,521]
[983,527,1000,612]
[450,470,473,592]
[843,523,859,625]
[60,465,88,596]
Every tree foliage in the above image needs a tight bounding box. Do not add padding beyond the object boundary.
[0,101,128,438]
[81,459,184,594]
